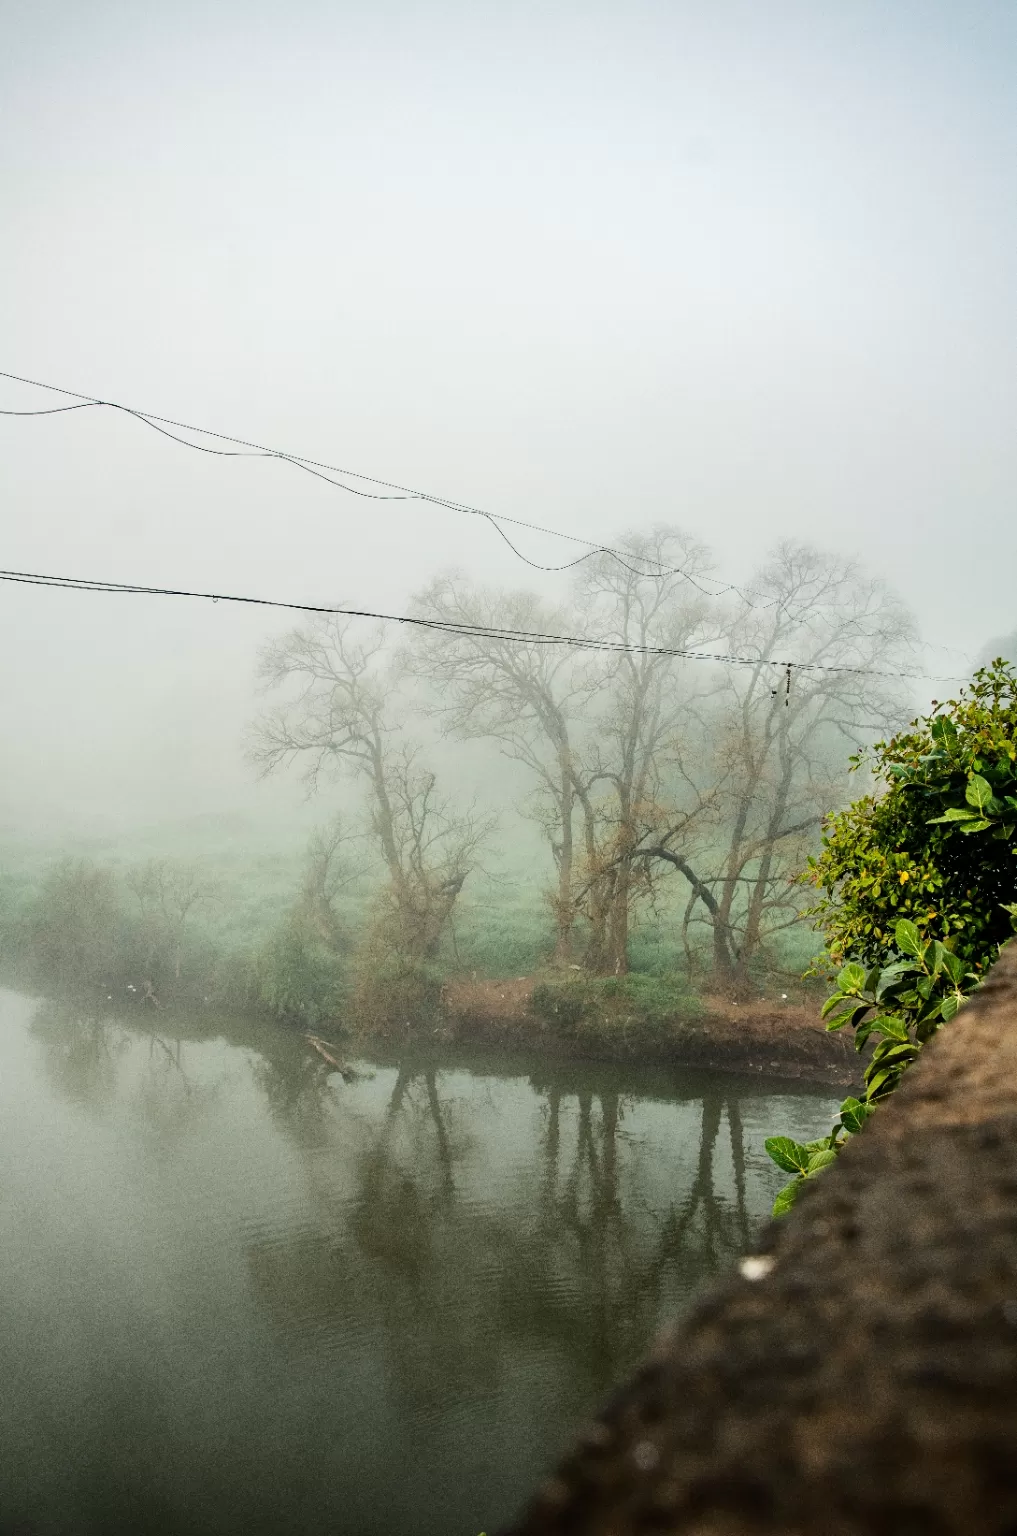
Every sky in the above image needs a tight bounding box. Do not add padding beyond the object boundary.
[1,0,1015,831]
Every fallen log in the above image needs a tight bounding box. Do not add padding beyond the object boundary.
[304,1033,358,1083]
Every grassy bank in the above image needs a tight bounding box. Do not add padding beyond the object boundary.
[0,821,834,1079]
[437,971,852,1084]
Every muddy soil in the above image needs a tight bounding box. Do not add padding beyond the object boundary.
[441,976,859,1087]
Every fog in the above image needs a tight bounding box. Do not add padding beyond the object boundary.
[2,0,1015,835]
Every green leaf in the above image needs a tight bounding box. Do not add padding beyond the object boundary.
[873,1013,909,1042]
[855,1017,877,1051]
[958,818,993,833]
[840,1097,873,1134]
[772,1179,801,1217]
[895,919,924,960]
[764,1136,810,1174]
[835,962,867,994]
[916,1015,943,1045]
[928,807,978,824]
[869,1041,918,1068]
[875,961,919,997]
[825,1002,871,1033]
[806,1149,838,1174]
[966,774,994,812]
[864,1067,896,1099]
[940,992,961,1022]
[940,949,966,984]
[930,715,958,745]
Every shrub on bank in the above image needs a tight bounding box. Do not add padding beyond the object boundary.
[767,659,1017,1213]
[529,971,703,1051]
[351,951,446,1035]
[255,916,347,1028]
[15,860,119,994]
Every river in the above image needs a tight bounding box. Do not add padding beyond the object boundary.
[0,988,840,1535]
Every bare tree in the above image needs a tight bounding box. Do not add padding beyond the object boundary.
[631,543,917,986]
[293,817,353,952]
[567,527,720,974]
[251,614,491,961]
[125,860,218,981]
[410,579,597,962]
[413,530,719,974]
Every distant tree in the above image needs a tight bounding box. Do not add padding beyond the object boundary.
[630,543,917,986]
[567,528,718,974]
[410,580,598,963]
[125,860,218,982]
[413,528,718,974]
[251,615,491,961]
[254,817,354,1026]
[292,817,351,952]
[24,860,118,992]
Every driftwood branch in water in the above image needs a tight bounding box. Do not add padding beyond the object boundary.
[304,1033,358,1083]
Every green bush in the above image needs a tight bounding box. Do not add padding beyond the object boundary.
[767,660,1017,1214]
[18,860,119,993]
[352,951,446,1034]
[530,970,702,1044]
[256,917,347,1028]
[809,659,1017,970]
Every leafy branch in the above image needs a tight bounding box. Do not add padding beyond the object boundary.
[765,660,1017,1215]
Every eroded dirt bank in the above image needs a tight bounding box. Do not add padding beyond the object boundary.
[440,976,859,1087]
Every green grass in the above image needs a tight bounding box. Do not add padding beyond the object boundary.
[0,813,827,1031]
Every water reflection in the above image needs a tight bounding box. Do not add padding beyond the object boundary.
[4,992,839,1536]
[29,999,223,1138]
[29,997,131,1112]
[245,1053,762,1399]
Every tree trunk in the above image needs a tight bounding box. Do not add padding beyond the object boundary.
[552,749,577,964]
[606,861,630,975]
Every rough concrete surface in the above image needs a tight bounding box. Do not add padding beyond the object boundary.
[504,941,1017,1536]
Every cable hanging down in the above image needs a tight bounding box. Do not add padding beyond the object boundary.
[0,565,968,687]
[1,367,785,607]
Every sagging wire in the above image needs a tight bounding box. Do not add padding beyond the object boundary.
[0,367,788,607]
[0,565,969,687]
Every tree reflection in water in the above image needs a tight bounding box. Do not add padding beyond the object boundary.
[244,1046,759,1412]
[29,998,227,1142]
[28,999,131,1113]
[11,1000,831,1535]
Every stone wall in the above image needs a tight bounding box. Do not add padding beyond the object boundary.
[505,941,1017,1536]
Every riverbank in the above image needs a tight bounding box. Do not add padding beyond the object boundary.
[3,967,859,1090]
[438,975,859,1087]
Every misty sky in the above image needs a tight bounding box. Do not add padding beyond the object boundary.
[2,0,1015,831]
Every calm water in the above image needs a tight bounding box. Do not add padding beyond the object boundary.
[0,989,839,1536]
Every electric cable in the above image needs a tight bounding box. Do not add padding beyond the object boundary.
[0,368,785,605]
[0,564,968,686]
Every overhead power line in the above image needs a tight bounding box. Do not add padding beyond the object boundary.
[0,565,967,686]
[0,367,782,607]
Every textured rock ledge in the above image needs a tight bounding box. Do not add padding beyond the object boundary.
[504,941,1017,1536]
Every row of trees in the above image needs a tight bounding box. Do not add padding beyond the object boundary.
[253,531,916,988]
[5,845,356,1026]
[15,857,218,998]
